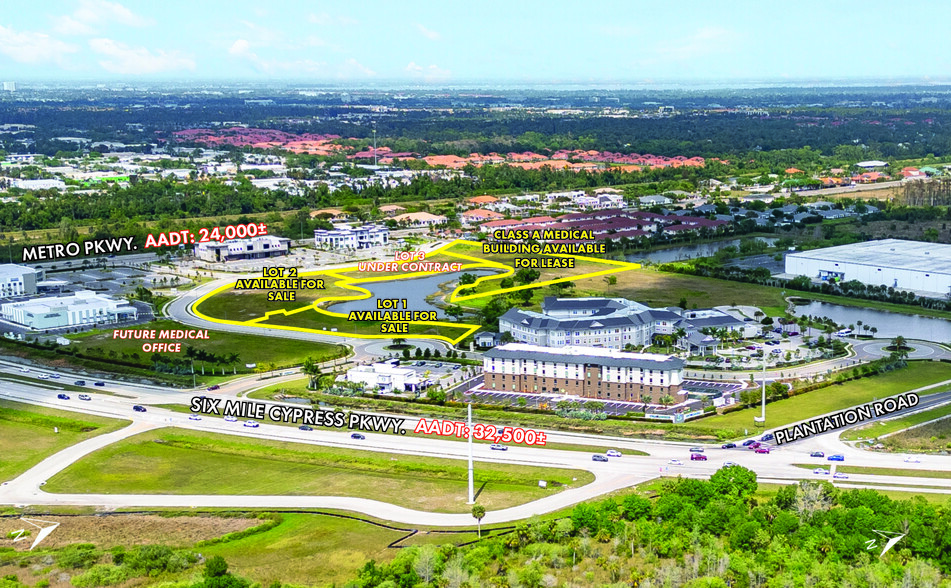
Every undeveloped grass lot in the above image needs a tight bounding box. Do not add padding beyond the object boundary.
[0,514,259,551]
[0,400,128,482]
[45,428,593,513]
[694,362,951,433]
[882,414,951,453]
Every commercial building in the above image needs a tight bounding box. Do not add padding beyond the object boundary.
[194,235,291,262]
[346,363,421,393]
[1,291,138,329]
[313,223,389,249]
[499,297,756,353]
[0,264,39,298]
[784,239,951,295]
[483,343,684,403]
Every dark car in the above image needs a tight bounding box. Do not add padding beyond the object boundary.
[351,433,365,440]
[760,433,775,442]
[207,384,220,391]
[592,454,609,462]
[690,453,708,461]
[132,405,146,412]
[299,425,313,431]
[689,447,704,453]
[810,451,825,458]
[721,443,737,449]
[94,381,105,387]
[74,380,86,386]
[827,454,845,462]
[741,439,756,446]
[57,393,70,400]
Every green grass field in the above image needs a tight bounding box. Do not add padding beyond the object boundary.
[842,402,951,441]
[66,319,348,373]
[692,362,951,434]
[45,428,593,512]
[0,400,128,482]
[792,463,951,480]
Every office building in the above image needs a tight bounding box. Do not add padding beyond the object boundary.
[193,235,291,262]
[314,223,389,249]
[0,264,39,298]
[1,291,138,329]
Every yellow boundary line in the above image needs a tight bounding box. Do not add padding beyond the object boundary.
[191,239,642,346]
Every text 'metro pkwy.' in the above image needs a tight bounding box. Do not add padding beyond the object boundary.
[22,237,136,262]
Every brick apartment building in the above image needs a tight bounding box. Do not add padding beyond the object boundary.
[482,343,684,404]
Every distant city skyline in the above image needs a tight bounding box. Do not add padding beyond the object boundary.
[2,0,951,84]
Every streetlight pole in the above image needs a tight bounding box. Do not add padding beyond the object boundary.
[372,128,377,168]
[467,402,474,504]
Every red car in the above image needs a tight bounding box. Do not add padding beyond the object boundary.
[749,442,762,449]
[690,453,708,461]
[755,447,770,454]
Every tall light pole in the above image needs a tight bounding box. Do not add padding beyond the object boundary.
[754,355,766,429]
[372,128,377,168]
[467,402,474,504]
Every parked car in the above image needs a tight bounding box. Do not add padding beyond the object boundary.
[810,451,825,458]
[132,405,147,412]
[689,447,704,453]
[78,394,91,401]
[56,393,69,400]
[813,468,829,475]
[299,425,313,431]
[592,454,609,462]
[827,454,845,462]
[606,449,622,457]
[243,420,259,428]
[690,453,708,461]
[833,472,849,479]
[490,444,508,451]
[351,433,365,440]
[721,443,737,449]
[754,447,770,454]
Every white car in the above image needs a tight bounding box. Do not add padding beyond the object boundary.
[669,459,683,466]
[50,374,60,379]
[78,394,91,401]
[243,420,259,428]
[813,468,829,475]
[606,449,622,457]
[490,444,508,451]
[38,373,50,379]
[188,414,202,421]
[19,367,28,372]
[904,456,921,463]
[833,472,849,479]
[224,416,238,422]
[723,462,738,467]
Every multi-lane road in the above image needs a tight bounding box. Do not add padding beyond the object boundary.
[2,360,950,526]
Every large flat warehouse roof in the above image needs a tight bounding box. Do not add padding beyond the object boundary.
[788,239,951,275]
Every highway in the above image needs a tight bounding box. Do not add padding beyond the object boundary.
[2,361,951,526]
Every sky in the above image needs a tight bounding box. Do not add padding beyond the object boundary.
[2,0,951,85]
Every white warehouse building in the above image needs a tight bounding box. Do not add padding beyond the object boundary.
[0,290,138,329]
[784,239,951,295]
[346,363,421,393]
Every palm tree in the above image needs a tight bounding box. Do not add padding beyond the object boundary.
[659,394,674,407]
[471,504,486,538]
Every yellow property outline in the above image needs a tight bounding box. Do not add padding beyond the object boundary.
[191,239,642,345]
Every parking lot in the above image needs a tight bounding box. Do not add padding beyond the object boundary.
[466,389,704,415]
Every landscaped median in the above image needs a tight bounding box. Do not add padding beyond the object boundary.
[42,428,594,513]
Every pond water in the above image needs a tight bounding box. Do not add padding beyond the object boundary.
[790,300,951,342]
[328,269,497,318]
[625,237,778,264]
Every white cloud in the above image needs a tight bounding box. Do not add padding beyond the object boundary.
[405,61,451,82]
[415,23,441,41]
[228,38,326,75]
[89,38,195,74]
[339,58,376,78]
[308,13,358,26]
[0,25,78,65]
[53,0,153,35]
